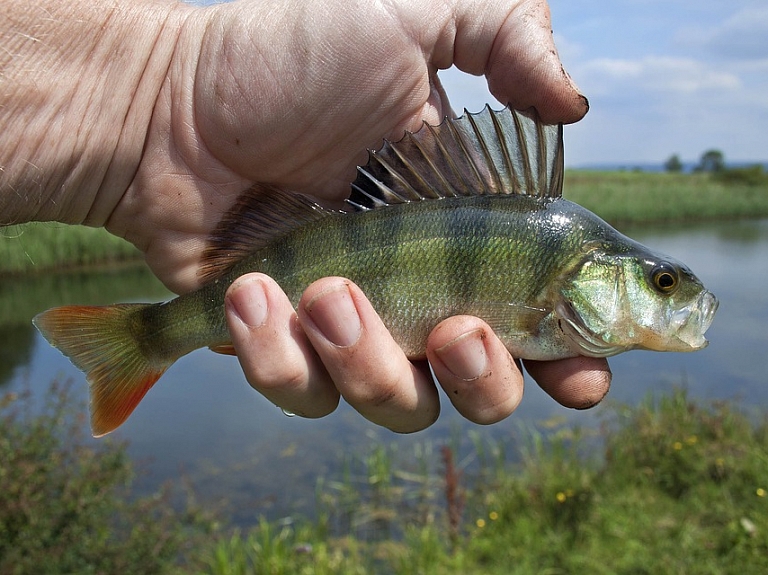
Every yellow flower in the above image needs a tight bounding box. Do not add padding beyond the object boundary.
[489,511,499,521]
[685,435,698,445]
[476,519,486,528]
[673,441,683,451]
[757,488,766,498]
[556,492,567,503]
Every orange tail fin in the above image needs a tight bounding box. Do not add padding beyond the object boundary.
[33,304,171,437]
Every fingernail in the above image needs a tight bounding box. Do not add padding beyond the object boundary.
[227,277,268,328]
[434,328,488,381]
[579,94,590,114]
[305,282,361,347]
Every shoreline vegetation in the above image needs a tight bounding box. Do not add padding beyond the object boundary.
[2,170,768,276]
[2,383,766,574]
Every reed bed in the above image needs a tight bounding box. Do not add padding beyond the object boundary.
[565,170,768,225]
[0,223,140,275]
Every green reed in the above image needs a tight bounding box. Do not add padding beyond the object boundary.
[0,222,140,275]
[565,170,768,225]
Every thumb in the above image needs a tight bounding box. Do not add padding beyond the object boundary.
[488,1,588,123]
[443,0,588,123]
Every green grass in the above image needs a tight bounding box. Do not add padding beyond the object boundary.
[2,171,768,275]
[7,382,764,574]
[199,390,768,575]
[564,170,768,225]
[453,393,768,574]
[0,222,141,275]
[0,381,217,574]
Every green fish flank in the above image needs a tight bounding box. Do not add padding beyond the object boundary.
[33,106,718,436]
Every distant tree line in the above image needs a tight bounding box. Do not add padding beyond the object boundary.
[664,154,684,172]
[664,149,767,185]
[664,149,725,173]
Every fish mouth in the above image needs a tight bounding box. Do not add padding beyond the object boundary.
[667,290,719,351]
[556,290,719,357]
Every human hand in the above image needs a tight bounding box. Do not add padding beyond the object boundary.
[2,0,608,431]
[110,0,590,292]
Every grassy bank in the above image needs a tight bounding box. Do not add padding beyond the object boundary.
[564,170,768,225]
[2,171,768,276]
[0,223,141,275]
[3,384,766,574]
[202,390,768,575]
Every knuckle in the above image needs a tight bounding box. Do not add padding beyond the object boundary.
[245,362,308,394]
[341,370,403,409]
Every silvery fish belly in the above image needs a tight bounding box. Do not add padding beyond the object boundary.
[33,106,718,436]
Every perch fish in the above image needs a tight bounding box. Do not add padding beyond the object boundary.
[34,106,718,436]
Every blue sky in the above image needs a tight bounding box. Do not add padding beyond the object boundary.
[441,0,768,167]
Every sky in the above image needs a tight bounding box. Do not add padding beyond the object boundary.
[440,0,768,167]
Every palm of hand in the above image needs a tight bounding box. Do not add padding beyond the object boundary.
[109,0,585,293]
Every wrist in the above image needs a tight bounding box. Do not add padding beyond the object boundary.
[0,0,191,226]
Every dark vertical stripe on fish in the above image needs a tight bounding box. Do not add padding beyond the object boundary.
[343,205,404,276]
[445,197,491,306]
[273,237,298,280]
[203,277,228,342]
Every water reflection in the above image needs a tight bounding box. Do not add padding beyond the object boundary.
[0,323,33,386]
[3,219,767,525]
[0,266,169,387]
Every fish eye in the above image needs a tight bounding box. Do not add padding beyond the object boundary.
[651,263,679,294]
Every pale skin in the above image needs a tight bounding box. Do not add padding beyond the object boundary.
[1,0,611,433]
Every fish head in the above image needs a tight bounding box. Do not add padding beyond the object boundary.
[558,246,718,357]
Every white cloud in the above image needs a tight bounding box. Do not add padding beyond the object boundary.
[677,5,768,60]
[437,68,494,114]
[577,56,742,97]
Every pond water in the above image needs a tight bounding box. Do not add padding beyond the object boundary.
[2,218,767,526]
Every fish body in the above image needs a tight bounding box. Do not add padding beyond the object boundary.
[34,106,718,436]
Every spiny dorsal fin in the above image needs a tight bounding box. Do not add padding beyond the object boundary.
[348,105,564,211]
[199,184,333,282]
[201,106,564,281]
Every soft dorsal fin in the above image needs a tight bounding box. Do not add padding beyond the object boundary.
[199,184,333,282]
[347,105,564,211]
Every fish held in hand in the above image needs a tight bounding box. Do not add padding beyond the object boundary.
[33,106,718,436]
